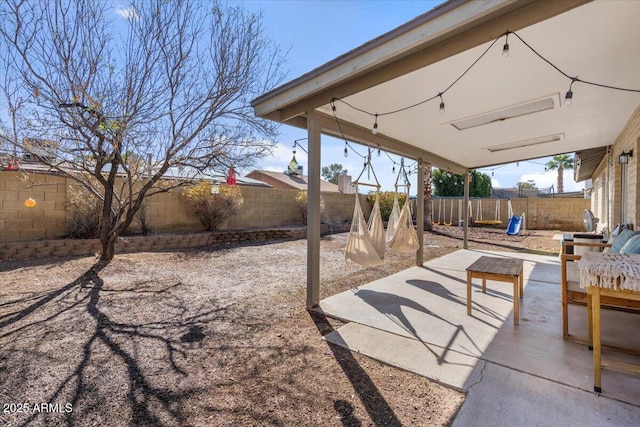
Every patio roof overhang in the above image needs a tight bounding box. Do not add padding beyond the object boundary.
[251,0,640,308]
[252,0,640,173]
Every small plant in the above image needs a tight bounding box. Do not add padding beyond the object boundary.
[182,182,243,231]
[135,200,151,235]
[295,190,325,225]
[65,186,102,238]
[367,191,407,222]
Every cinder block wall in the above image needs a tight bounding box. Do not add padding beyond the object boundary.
[587,105,639,232]
[431,197,590,231]
[0,171,69,242]
[224,187,369,229]
[0,173,371,243]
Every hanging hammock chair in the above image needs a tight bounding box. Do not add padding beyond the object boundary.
[345,159,385,266]
[386,190,401,243]
[388,162,419,253]
[386,160,409,242]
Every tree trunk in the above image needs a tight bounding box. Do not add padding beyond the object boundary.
[557,165,564,193]
[423,162,433,231]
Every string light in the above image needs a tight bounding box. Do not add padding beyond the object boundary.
[502,32,510,57]
[344,144,348,157]
[372,114,379,134]
[329,30,640,127]
[392,165,396,173]
[565,77,577,107]
[377,148,381,157]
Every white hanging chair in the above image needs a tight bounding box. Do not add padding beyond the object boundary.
[388,161,419,253]
[385,191,401,243]
[389,197,419,252]
[345,158,385,266]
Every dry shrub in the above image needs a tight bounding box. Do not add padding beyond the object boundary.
[135,200,151,235]
[182,182,243,231]
[65,186,102,238]
[367,191,407,221]
[295,190,325,225]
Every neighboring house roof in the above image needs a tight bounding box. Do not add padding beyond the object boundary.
[210,175,271,188]
[4,160,271,187]
[246,170,340,192]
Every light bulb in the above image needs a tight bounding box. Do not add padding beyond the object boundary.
[372,115,378,135]
[439,101,445,115]
[377,148,381,157]
[392,165,396,173]
[564,90,573,107]
[502,43,509,57]
[344,147,348,157]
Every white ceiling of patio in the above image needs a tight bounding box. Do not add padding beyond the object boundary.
[253,0,640,173]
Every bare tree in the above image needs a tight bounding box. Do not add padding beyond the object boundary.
[0,0,283,272]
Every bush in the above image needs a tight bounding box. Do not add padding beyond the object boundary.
[367,191,407,221]
[135,200,151,235]
[182,182,243,231]
[295,190,325,225]
[65,186,102,238]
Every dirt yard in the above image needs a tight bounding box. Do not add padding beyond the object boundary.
[0,226,560,426]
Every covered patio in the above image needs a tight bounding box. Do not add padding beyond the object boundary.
[252,0,640,421]
[320,249,640,423]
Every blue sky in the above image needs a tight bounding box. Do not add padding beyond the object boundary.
[240,0,584,194]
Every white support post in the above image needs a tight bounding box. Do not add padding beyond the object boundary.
[306,113,321,308]
[463,170,470,249]
[416,159,425,266]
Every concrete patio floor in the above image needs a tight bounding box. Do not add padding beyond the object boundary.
[318,249,640,426]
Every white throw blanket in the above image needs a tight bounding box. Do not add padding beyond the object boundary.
[578,251,640,291]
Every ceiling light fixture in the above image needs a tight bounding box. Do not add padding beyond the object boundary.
[487,133,564,153]
[451,95,558,131]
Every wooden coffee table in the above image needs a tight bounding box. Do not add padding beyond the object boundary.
[466,256,524,325]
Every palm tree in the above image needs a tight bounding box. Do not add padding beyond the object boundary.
[545,154,574,193]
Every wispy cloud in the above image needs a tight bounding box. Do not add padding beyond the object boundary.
[116,6,139,20]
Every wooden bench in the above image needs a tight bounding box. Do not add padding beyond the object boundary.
[560,241,640,351]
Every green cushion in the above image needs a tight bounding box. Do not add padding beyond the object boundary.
[619,234,640,254]
[610,229,639,253]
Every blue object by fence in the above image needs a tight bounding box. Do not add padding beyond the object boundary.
[506,215,523,235]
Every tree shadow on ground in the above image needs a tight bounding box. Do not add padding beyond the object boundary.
[0,269,234,426]
[310,311,402,427]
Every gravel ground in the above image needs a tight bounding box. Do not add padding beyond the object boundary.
[0,225,560,426]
